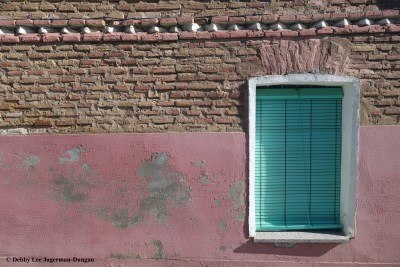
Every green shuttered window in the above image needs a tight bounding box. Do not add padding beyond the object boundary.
[255,86,343,231]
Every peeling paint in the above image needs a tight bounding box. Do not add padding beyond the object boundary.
[108,253,140,260]
[151,240,163,259]
[235,210,246,222]
[228,180,245,209]
[59,146,85,164]
[219,245,227,252]
[81,163,92,175]
[24,155,39,168]
[192,160,206,168]
[226,181,246,221]
[200,175,212,185]
[97,152,190,229]
[136,152,190,223]
[219,218,228,232]
[53,176,87,203]
[108,208,143,229]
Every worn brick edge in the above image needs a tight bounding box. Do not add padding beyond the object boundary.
[0,24,399,44]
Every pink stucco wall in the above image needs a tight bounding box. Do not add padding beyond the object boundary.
[0,126,399,266]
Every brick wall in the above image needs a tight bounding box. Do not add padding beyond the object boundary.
[0,0,399,134]
[0,0,393,20]
[0,32,399,134]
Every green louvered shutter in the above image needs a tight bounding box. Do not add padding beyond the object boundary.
[255,87,343,231]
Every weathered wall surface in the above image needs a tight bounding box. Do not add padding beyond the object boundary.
[1,34,400,134]
[0,0,395,20]
[1,1,399,266]
[0,126,399,266]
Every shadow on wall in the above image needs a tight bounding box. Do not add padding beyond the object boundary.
[377,0,400,9]
[233,242,339,256]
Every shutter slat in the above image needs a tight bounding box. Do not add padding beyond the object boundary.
[255,87,342,231]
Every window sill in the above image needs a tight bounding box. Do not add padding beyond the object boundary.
[254,230,349,244]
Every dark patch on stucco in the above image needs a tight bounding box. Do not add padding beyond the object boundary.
[228,180,246,222]
[53,175,87,203]
[219,245,227,252]
[192,160,206,168]
[81,163,92,175]
[108,208,143,229]
[151,240,164,259]
[59,146,85,165]
[219,218,228,232]
[200,175,212,185]
[228,181,245,209]
[24,155,39,168]
[136,152,190,223]
[98,152,190,229]
[108,253,140,260]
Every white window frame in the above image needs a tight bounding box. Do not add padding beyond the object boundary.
[248,74,360,242]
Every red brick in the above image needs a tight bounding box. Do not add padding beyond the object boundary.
[135,85,151,91]
[177,17,193,25]
[229,17,246,24]
[141,18,158,27]
[317,27,334,35]
[160,18,177,27]
[387,25,400,33]
[68,19,86,27]
[262,14,279,22]
[42,33,61,43]
[33,20,51,26]
[246,15,262,23]
[229,30,248,39]
[82,33,103,42]
[299,29,317,36]
[211,16,229,24]
[161,33,178,41]
[0,35,20,43]
[212,31,230,39]
[86,19,105,27]
[121,34,140,42]
[264,31,281,37]
[179,32,197,40]
[15,19,33,26]
[0,20,15,27]
[62,34,82,42]
[141,34,162,42]
[103,33,122,42]
[279,14,296,22]
[19,34,41,43]
[281,31,299,37]
[51,20,69,27]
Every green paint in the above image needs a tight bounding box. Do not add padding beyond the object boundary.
[214,199,221,206]
[24,155,39,168]
[53,176,86,203]
[151,240,164,259]
[228,180,245,209]
[108,253,140,260]
[219,219,228,232]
